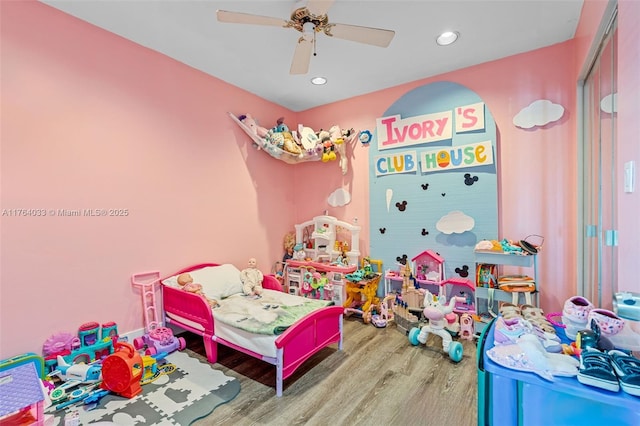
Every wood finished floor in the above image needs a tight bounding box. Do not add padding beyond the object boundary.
[186,317,479,426]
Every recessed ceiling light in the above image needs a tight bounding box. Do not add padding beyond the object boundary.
[436,31,459,46]
[311,76,327,85]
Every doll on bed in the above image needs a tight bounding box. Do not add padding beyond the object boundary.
[240,258,264,296]
[177,273,220,308]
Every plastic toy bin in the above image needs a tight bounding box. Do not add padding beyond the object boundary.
[477,319,640,426]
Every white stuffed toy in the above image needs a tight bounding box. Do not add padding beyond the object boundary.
[330,125,348,175]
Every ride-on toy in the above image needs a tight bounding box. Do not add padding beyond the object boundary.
[408,290,464,362]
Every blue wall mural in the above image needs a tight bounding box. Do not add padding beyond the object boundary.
[369,81,499,296]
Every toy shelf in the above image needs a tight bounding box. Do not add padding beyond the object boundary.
[473,251,539,336]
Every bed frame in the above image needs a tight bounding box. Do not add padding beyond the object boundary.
[161,263,344,397]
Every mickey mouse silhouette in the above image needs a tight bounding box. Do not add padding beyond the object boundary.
[379,227,386,234]
[464,173,479,186]
[421,228,429,236]
[455,265,470,278]
[421,183,429,190]
[396,254,408,265]
[395,201,407,212]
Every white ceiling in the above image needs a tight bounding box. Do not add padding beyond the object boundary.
[40,0,584,112]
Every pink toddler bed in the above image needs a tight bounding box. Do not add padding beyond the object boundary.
[160,263,344,396]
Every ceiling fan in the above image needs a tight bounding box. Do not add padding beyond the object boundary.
[217,0,395,75]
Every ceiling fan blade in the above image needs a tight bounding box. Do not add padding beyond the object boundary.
[306,0,336,16]
[328,23,395,47]
[216,10,287,27]
[290,37,313,75]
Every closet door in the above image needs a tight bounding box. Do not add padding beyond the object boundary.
[581,15,617,309]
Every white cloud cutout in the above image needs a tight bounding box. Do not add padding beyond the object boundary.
[513,99,565,129]
[601,93,617,114]
[436,211,475,235]
[328,188,351,207]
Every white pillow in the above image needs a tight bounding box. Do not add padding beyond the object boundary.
[162,264,244,300]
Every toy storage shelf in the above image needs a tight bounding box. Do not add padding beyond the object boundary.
[473,251,539,336]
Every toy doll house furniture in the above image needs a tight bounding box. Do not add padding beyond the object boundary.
[412,250,446,294]
[160,263,344,397]
[284,215,361,301]
[477,318,640,425]
[384,250,445,296]
[441,277,475,315]
[0,363,46,425]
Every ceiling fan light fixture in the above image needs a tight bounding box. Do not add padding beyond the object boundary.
[311,76,327,85]
[436,31,459,46]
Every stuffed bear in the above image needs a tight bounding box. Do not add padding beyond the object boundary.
[282,131,303,156]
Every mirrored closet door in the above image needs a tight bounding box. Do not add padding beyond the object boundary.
[580,8,618,309]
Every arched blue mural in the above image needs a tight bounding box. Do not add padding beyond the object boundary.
[369,81,498,296]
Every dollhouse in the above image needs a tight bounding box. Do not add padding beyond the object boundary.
[294,215,361,265]
[384,249,446,297]
[284,215,361,302]
[412,250,445,293]
[441,277,476,315]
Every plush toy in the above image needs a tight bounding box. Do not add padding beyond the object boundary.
[240,258,264,296]
[298,124,320,152]
[282,131,303,156]
[269,118,303,157]
[239,114,269,139]
[318,129,336,162]
[177,273,219,308]
[293,243,306,260]
[330,125,348,175]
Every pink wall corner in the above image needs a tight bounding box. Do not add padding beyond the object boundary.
[299,41,578,313]
[617,0,640,292]
[0,1,297,358]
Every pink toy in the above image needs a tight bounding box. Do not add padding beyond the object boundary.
[239,113,269,138]
[42,332,79,357]
[131,271,186,356]
[459,313,474,340]
[408,290,464,362]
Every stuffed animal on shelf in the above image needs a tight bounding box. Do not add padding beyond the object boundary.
[176,273,219,308]
[298,124,320,153]
[330,125,348,175]
[239,114,269,139]
[318,130,336,162]
[269,117,303,157]
[240,258,264,296]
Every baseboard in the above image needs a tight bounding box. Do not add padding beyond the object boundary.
[119,327,146,344]
[118,324,185,345]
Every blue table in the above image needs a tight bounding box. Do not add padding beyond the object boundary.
[477,318,640,425]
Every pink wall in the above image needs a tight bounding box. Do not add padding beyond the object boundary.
[1,1,297,357]
[2,0,637,359]
[296,41,578,315]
